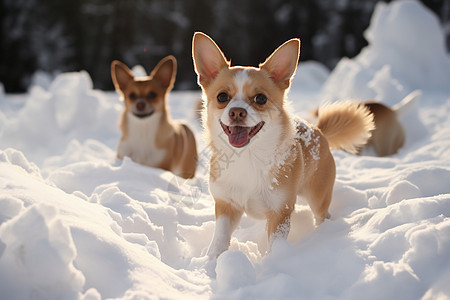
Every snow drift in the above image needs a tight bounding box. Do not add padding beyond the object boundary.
[320,0,450,103]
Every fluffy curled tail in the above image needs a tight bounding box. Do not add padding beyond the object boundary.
[316,102,374,154]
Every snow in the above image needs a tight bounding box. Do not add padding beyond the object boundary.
[0,1,449,299]
[215,250,256,292]
[320,0,450,104]
[295,120,320,160]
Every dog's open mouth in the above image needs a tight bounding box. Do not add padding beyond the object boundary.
[220,120,265,148]
[133,111,154,119]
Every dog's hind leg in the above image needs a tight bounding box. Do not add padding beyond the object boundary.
[306,189,332,225]
[301,157,335,225]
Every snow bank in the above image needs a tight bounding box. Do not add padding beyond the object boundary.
[0,148,211,299]
[29,70,56,91]
[0,203,87,299]
[0,1,449,299]
[0,71,121,165]
[320,0,450,104]
[291,61,330,91]
[216,250,256,292]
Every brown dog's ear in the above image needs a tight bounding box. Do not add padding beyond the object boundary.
[259,39,300,90]
[111,60,134,93]
[151,55,177,91]
[192,32,230,87]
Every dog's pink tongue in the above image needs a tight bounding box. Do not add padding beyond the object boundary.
[229,126,250,148]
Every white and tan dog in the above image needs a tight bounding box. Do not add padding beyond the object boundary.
[111,56,197,179]
[192,32,374,259]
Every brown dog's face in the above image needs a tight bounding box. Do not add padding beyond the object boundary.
[192,32,300,149]
[111,56,177,118]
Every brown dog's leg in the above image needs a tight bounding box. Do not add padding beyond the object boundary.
[307,191,332,225]
[267,203,295,244]
[304,150,335,225]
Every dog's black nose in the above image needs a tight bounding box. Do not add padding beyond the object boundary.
[229,107,247,122]
[136,101,146,111]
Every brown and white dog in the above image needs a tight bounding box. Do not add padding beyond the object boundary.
[192,32,374,259]
[111,56,197,179]
[358,90,421,156]
[311,90,421,157]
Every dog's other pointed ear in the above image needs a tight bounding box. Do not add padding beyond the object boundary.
[260,39,300,90]
[151,55,177,91]
[192,32,230,87]
[111,60,134,93]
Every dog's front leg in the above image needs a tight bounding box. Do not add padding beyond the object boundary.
[266,203,295,246]
[207,199,243,259]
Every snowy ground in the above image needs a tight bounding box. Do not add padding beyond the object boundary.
[1,1,450,299]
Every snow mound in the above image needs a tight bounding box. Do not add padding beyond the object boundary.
[291,61,330,91]
[131,64,147,77]
[216,250,256,292]
[0,148,211,299]
[0,204,88,300]
[0,71,121,165]
[320,0,450,104]
[29,70,56,91]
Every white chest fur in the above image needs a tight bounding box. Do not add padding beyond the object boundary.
[209,128,294,219]
[118,112,166,167]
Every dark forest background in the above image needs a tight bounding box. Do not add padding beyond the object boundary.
[1,0,449,93]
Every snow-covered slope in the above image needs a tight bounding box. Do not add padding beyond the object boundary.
[1,1,449,299]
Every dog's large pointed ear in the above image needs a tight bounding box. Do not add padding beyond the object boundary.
[111,60,134,93]
[151,55,177,92]
[192,32,230,87]
[259,39,300,90]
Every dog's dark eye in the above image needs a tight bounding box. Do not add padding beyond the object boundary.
[148,91,157,99]
[254,93,267,105]
[129,92,137,100]
[217,92,229,103]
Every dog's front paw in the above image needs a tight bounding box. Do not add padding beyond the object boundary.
[189,255,217,277]
[206,228,232,260]
[206,241,229,261]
